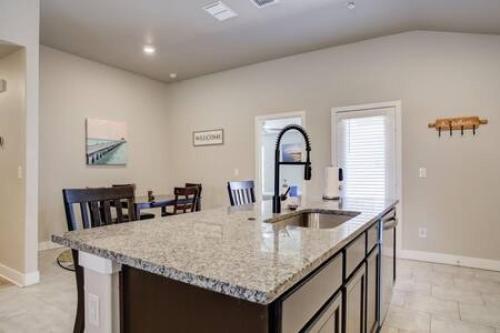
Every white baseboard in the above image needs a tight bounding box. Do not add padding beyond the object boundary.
[400,249,500,272]
[0,262,40,287]
[38,240,63,251]
[23,271,40,286]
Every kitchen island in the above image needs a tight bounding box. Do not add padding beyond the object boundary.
[52,198,397,333]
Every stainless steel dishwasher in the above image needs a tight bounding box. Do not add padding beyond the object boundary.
[380,208,398,324]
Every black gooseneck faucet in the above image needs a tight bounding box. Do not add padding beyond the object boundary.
[273,125,312,214]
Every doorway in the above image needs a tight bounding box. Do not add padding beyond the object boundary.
[0,42,30,286]
[255,111,306,203]
[332,101,402,252]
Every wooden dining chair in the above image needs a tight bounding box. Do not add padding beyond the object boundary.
[227,180,255,206]
[112,184,155,220]
[185,183,202,212]
[62,186,138,333]
[162,186,199,216]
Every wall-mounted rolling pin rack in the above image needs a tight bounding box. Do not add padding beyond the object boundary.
[428,116,488,137]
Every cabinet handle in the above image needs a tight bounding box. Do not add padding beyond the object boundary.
[383,217,397,230]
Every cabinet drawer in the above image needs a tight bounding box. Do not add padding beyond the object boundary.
[305,291,342,333]
[367,221,380,254]
[345,234,366,278]
[282,253,343,333]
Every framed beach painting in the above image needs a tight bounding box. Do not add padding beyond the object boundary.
[86,118,128,165]
[282,143,303,162]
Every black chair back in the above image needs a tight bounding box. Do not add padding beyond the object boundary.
[227,180,255,206]
[173,187,198,214]
[185,183,202,211]
[112,184,155,220]
[62,186,138,333]
[63,186,137,231]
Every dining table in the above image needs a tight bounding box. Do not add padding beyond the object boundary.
[133,194,199,216]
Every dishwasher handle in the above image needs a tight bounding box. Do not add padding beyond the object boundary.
[382,209,398,230]
[383,217,397,230]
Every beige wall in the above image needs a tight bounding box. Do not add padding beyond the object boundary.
[39,46,173,242]
[0,0,39,282]
[165,31,500,261]
[0,49,26,273]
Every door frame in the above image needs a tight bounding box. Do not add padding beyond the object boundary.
[331,101,402,255]
[254,111,306,204]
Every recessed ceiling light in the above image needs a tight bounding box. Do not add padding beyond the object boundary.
[143,45,156,55]
[203,1,238,21]
[346,1,356,10]
[169,73,177,79]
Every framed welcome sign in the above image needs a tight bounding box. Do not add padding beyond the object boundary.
[193,129,224,146]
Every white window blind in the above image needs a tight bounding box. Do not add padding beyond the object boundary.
[336,108,395,200]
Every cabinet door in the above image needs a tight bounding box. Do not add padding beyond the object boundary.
[344,263,366,333]
[306,292,342,333]
[366,247,380,333]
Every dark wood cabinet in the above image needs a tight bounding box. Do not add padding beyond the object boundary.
[344,263,367,333]
[366,246,380,333]
[119,216,388,333]
[281,254,343,333]
[306,292,342,333]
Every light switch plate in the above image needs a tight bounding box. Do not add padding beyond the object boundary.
[88,293,100,327]
[418,227,428,238]
[419,167,427,178]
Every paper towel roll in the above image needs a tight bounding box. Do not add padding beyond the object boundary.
[323,166,340,200]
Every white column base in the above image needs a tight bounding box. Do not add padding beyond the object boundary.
[79,252,121,333]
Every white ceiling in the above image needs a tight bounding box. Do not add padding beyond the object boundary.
[40,0,500,82]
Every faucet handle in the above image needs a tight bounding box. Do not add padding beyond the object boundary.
[280,186,291,201]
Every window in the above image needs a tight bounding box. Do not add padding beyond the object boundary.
[336,107,396,200]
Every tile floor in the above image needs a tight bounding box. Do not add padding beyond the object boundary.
[382,259,500,333]
[0,249,75,333]
[0,249,499,332]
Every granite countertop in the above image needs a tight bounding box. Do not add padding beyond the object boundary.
[52,197,397,305]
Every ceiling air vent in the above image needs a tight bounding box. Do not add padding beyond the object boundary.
[203,1,238,21]
[250,0,279,8]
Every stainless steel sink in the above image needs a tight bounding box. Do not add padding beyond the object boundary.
[267,211,360,229]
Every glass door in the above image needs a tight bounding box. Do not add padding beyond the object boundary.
[335,107,396,200]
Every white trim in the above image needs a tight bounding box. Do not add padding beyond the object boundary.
[254,111,307,204]
[0,262,25,287]
[400,250,500,272]
[331,100,403,254]
[79,251,121,275]
[38,240,63,251]
[0,262,40,287]
[79,252,121,332]
[23,270,40,286]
